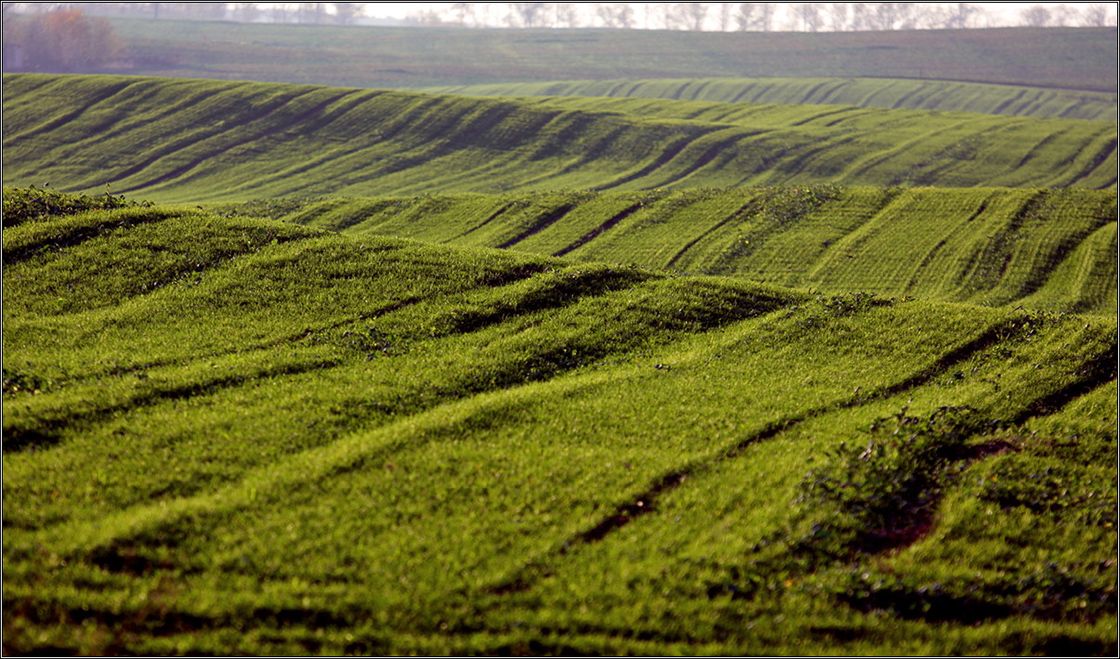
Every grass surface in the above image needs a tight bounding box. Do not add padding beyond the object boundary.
[432,77,1119,121]
[5,17,1116,92]
[2,193,1116,654]
[215,186,1118,314]
[3,74,1117,202]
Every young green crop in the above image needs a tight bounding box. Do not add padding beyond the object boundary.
[216,186,1118,315]
[3,75,1116,203]
[3,197,1114,654]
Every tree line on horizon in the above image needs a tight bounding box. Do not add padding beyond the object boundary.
[5,2,1118,31]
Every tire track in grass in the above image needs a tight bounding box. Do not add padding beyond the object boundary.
[644,130,759,189]
[2,208,182,265]
[3,79,138,144]
[789,106,859,127]
[2,351,345,452]
[663,197,761,269]
[486,312,1032,595]
[991,88,1028,116]
[444,202,515,242]
[553,202,644,257]
[121,90,359,194]
[192,88,394,199]
[1061,136,1117,188]
[15,284,790,561]
[5,261,640,454]
[954,190,1049,298]
[1013,126,1073,169]
[903,198,991,294]
[105,87,323,192]
[591,130,712,191]
[496,203,578,249]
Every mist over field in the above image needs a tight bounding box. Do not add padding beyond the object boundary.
[2,2,1117,656]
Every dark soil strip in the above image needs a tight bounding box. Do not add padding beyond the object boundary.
[1009,342,1117,425]
[106,88,323,192]
[1065,136,1117,188]
[6,79,138,144]
[903,199,989,292]
[446,202,514,241]
[121,91,356,192]
[488,316,1028,595]
[990,88,1028,116]
[3,210,178,265]
[496,203,576,249]
[553,202,644,257]
[592,131,709,191]
[2,357,343,452]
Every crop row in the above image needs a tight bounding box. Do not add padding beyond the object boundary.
[3,74,1116,202]
[3,200,1115,654]
[220,186,1118,315]
[433,76,1119,121]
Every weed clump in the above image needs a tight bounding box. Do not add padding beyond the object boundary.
[2,185,145,227]
[796,405,983,554]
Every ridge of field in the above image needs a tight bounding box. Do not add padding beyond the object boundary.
[3,192,1116,654]
[430,77,1119,121]
[215,186,1118,315]
[3,75,1117,203]
[6,17,1116,92]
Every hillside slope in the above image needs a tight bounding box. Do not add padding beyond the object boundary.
[5,18,1116,91]
[3,197,1116,654]
[3,75,1116,201]
[432,77,1119,121]
[218,187,1118,314]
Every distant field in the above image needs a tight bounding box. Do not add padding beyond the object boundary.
[432,77,1119,121]
[215,186,1117,315]
[3,192,1115,654]
[3,75,1116,201]
[5,17,1114,92]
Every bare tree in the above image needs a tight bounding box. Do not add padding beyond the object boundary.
[942,3,979,29]
[1077,3,1115,26]
[828,2,849,31]
[597,3,635,28]
[681,2,708,30]
[449,2,475,26]
[754,3,775,31]
[333,3,362,25]
[852,2,920,30]
[792,3,823,31]
[554,3,579,27]
[1019,4,1051,27]
[734,3,755,30]
[508,2,550,27]
[1048,4,1078,26]
[718,3,733,31]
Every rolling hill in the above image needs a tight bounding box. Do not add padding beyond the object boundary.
[3,194,1115,654]
[214,186,1118,315]
[2,75,1117,202]
[430,77,1119,121]
[5,17,1116,92]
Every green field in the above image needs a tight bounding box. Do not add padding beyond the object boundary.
[3,193,1116,654]
[431,77,1119,121]
[2,75,1117,201]
[7,18,1115,92]
[212,186,1117,315]
[2,17,1118,654]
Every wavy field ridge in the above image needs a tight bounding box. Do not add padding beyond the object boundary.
[3,75,1116,202]
[433,77,1120,121]
[3,202,1116,654]
[219,186,1118,314]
